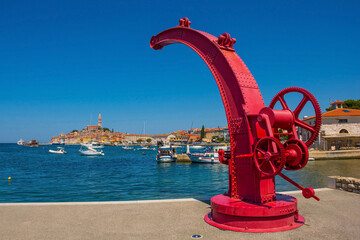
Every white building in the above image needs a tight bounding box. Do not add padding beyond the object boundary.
[299,108,360,150]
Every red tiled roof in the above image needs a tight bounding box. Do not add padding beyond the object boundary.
[330,101,344,105]
[152,134,169,137]
[304,108,360,120]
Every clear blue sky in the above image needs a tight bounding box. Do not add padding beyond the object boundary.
[0,0,359,143]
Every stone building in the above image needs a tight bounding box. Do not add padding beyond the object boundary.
[86,113,102,131]
[151,134,174,145]
[299,107,360,150]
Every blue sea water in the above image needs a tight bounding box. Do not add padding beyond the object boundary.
[0,143,359,203]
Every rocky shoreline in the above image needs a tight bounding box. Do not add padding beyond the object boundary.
[327,176,360,194]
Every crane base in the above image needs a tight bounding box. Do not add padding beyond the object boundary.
[204,194,305,233]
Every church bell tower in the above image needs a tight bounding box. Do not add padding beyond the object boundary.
[98,112,102,128]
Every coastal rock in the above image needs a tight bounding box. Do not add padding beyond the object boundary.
[347,177,356,184]
[340,177,348,183]
[328,176,360,194]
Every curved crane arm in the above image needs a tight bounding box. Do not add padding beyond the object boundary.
[150,18,268,200]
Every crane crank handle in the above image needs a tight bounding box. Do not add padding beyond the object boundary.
[278,172,320,201]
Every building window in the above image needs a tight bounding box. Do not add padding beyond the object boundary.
[338,119,348,123]
[339,129,349,134]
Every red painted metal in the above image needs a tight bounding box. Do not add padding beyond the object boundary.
[253,137,286,178]
[268,87,322,147]
[150,18,321,233]
[279,173,320,201]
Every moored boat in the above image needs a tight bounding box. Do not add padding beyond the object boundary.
[190,145,229,163]
[81,142,104,149]
[156,145,177,163]
[49,147,67,154]
[23,140,40,147]
[122,145,133,150]
[79,145,104,156]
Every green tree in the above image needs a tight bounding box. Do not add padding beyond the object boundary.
[200,125,205,141]
[343,99,360,109]
[146,138,152,143]
[326,99,360,111]
[71,130,78,133]
[136,139,143,143]
[103,127,110,132]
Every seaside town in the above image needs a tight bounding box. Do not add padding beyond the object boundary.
[49,113,230,146]
[47,100,360,152]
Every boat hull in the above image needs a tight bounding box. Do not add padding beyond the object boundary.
[192,157,220,163]
[49,150,66,154]
[80,151,104,156]
[156,156,175,163]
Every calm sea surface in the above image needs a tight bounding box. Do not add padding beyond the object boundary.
[0,143,359,203]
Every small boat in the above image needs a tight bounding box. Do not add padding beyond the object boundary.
[49,147,67,154]
[23,140,40,147]
[139,146,151,150]
[81,142,104,149]
[79,145,104,156]
[156,145,177,163]
[190,146,229,163]
[17,139,25,145]
[190,145,204,149]
[122,145,133,150]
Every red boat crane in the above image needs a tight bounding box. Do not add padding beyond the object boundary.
[150,17,322,232]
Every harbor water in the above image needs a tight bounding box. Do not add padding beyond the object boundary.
[0,143,359,203]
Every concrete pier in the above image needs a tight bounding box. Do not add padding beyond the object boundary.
[309,149,360,160]
[0,188,359,240]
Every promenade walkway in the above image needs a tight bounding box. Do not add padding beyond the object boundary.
[0,188,359,240]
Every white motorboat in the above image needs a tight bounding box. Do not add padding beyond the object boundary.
[190,145,204,149]
[190,145,229,163]
[79,146,104,156]
[139,146,152,150]
[123,145,133,150]
[17,139,25,145]
[139,146,149,150]
[49,147,67,154]
[81,142,104,149]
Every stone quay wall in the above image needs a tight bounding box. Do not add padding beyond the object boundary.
[327,176,360,194]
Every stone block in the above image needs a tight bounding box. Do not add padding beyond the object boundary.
[336,183,341,188]
[342,183,348,189]
[327,176,337,189]
[347,178,356,184]
[348,184,356,190]
[347,189,353,192]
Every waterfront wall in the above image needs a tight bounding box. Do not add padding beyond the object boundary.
[327,176,360,194]
[309,150,360,160]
